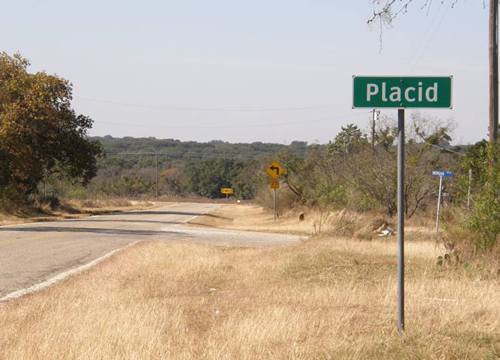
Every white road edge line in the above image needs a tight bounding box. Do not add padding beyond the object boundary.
[0,240,140,304]
[181,204,221,223]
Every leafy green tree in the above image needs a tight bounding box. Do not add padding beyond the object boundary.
[461,141,493,188]
[328,124,368,155]
[185,159,255,199]
[0,53,101,202]
[461,142,499,250]
[231,160,260,200]
[160,167,187,195]
[321,117,456,216]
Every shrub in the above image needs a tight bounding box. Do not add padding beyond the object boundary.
[463,143,499,251]
[466,180,499,250]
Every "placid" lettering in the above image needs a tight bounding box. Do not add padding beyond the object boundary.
[366,82,438,103]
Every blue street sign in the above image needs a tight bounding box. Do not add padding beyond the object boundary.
[432,170,454,177]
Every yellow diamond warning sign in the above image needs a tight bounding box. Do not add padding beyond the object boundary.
[266,161,286,179]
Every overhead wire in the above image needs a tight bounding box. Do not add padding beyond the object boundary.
[77,96,372,129]
[408,3,450,73]
[77,97,335,113]
[92,112,368,129]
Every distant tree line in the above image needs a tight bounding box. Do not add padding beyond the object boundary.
[95,136,307,163]
[48,137,307,200]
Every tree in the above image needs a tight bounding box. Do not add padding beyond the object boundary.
[184,159,256,199]
[368,0,498,150]
[160,167,186,195]
[270,117,456,216]
[327,124,368,155]
[457,140,499,250]
[0,53,101,202]
[328,116,456,216]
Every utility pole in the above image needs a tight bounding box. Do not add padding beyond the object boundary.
[489,0,498,146]
[155,152,159,199]
[42,171,47,198]
[105,152,167,199]
[467,168,472,210]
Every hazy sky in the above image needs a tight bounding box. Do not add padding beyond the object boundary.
[1,0,489,144]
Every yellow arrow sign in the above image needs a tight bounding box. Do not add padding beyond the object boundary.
[266,161,286,179]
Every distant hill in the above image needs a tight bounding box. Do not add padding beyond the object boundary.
[92,136,310,162]
[74,136,312,199]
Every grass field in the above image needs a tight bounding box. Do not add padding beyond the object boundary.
[1,235,498,359]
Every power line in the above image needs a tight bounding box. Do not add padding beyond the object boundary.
[77,97,335,113]
[408,3,450,73]
[92,112,370,129]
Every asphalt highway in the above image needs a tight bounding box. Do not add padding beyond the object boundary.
[0,202,300,299]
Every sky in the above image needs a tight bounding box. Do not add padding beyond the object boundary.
[1,0,490,144]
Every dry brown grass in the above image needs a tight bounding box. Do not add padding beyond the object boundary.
[1,237,498,359]
[191,204,437,242]
[65,198,155,211]
[189,203,313,234]
[0,199,156,226]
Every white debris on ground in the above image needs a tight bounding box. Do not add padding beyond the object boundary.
[374,222,394,237]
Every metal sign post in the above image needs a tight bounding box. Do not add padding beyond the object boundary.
[267,162,285,221]
[273,188,277,220]
[435,175,443,238]
[353,75,453,333]
[432,170,454,239]
[270,179,280,220]
[397,109,405,332]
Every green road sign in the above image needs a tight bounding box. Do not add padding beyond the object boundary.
[353,76,452,109]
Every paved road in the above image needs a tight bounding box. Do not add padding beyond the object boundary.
[0,202,300,299]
